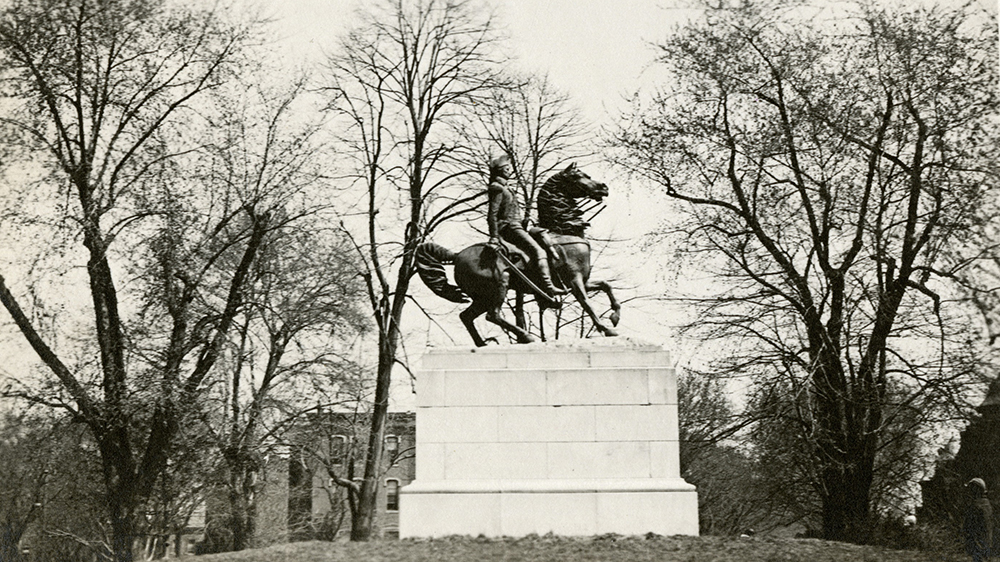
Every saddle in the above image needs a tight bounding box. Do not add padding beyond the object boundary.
[529,227,567,268]
[486,230,565,270]
[483,239,526,268]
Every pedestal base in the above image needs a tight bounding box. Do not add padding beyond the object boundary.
[401,479,698,537]
[400,339,699,538]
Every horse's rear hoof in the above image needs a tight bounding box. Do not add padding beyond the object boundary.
[604,328,618,337]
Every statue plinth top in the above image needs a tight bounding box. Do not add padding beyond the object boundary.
[421,336,670,371]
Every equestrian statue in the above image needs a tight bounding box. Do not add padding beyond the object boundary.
[416,156,620,347]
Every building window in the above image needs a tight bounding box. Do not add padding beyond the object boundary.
[331,434,347,464]
[385,435,398,459]
[386,479,400,511]
[288,450,313,539]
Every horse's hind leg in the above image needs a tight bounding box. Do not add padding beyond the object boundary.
[538,304,547,342]
[513,290,548,342]
[460,299,490,347]
[486,271,536,344]
[487,308,537,344]
[514,291,527,331]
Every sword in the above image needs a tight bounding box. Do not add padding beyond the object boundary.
[491,247,562,308]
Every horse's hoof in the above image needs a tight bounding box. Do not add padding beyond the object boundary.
[604,328,618,337]
[610,312,621,326]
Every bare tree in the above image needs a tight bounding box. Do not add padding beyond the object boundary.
[321,0,507,540]
[0,1,281,560]
[676,369,741,473]
[207,228,365,551]
[945,178,1000,348]
[0,411,58,562]
[612,1,998,542]
[467,73,592,220]
[183,83,368,552]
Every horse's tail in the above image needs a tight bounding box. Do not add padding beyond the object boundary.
[415,242,469,304]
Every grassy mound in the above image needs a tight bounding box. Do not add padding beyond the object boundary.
[194,534,965,562]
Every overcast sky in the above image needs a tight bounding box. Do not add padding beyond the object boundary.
[253,1,708,405]
[265,0,996,124]
[266,0,691,124]
[263,0,695,309]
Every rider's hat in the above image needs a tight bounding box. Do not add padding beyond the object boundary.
[489,154,511,178]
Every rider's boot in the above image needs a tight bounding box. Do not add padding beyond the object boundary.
[537,259,568,300]
[536,229,565,268]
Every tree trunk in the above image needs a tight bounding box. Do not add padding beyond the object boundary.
[844,460,875,542]
[819,442,876,542]
[350,333,397,541]
[229,464,258,551]
[822,286,903,542]
[108,500,136,562]
[816,392,853,541]
[229,485,249,551]
[351,213,416,540]
[0,523,25,562]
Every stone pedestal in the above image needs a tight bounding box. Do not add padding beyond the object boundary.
[399,339,698,538]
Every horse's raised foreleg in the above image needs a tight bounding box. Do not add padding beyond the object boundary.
[585,279,621,327]
[568,274,618,337]
[460,299,490,347]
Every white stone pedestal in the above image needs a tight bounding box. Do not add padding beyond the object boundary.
[399,338,699,538]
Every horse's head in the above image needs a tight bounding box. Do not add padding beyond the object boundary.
[555,163,608,202]
[537,163,608,237]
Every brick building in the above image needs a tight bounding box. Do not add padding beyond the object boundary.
[287,411,416,540]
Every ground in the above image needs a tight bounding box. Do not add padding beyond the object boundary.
[194,534,965,562]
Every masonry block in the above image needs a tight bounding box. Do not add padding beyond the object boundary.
[648,367,678,405]
[445,369,548,406]
[497,405,596,442]
[417,406,498,443]
[547,368,650,405]
[594,404,677,442]
[546,441,651,479]
[416,442,445,480]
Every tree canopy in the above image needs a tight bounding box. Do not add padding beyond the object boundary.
[613,0,999,542]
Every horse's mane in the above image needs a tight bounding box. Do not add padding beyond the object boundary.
[536,167,588,237]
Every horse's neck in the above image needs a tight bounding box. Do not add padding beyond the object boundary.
[537,183,584,235]
[537,183,575,219]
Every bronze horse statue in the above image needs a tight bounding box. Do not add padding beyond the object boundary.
[416,163,620,347]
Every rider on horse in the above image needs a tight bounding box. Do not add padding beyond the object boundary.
[486,154,566,304]
[416,160,619,346]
